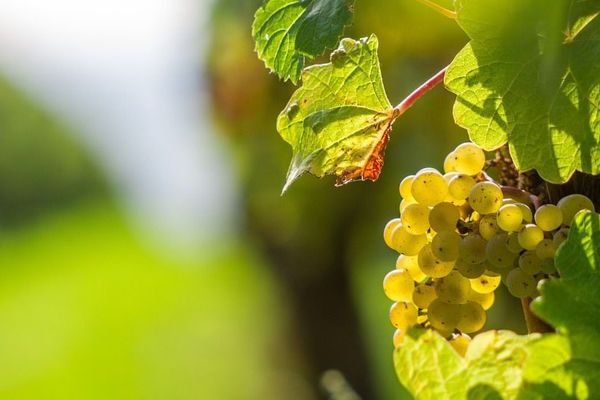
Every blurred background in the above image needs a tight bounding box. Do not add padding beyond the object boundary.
[0,0,526,399]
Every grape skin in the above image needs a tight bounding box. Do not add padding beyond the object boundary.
[412,284,437,309]
[390,224,428,255]
[399,175,415,200]
[448,174,476,201]
[553,228,569,247]
[401,203,430,235]
[518,224,544,250]
[383,269,414,302]
[519,251,542,275]
[417,244,455,278]
[497,204,523,232]
[411,170,448,206]
[448,333,471,356]
[431,231,461,261]
[393,329,405,348]
[434,271,471,304]
[459,234,487,265]
[478,215,501,240]
[467,290,494,310]
[383,218,401,248]
[396,255,427,282]
[485,233,518,271]
[456,301,486,333]
[557,194,595,225]
[456,260,487,279]
[428,299,461,332]
[452,143,486,176]
[469,274,501,294]
[389,301,418,329]
[429,202,460,232]
[468,182,503,215]
[506,269,536,298]
[535,204,563,232]
[536,239,556,259]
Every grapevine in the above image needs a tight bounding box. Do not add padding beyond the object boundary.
[250,0,600,398]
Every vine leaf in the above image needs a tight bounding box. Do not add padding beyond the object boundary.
[525,211,600,398]
[445,0,600,183]
[394,329,537,399]
[277,35,397,192]
[252,0,355,84]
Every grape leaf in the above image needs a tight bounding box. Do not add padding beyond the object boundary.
[523,211,600,398]
[277,35,397,192]
[394,329,539,400]
[445,0,600,183]
[252,0,355,84]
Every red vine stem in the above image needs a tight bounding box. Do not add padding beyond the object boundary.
[415,0,457,19]
[393,66,448,117]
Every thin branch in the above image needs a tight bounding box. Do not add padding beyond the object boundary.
[415,0,457,19]
[393,66,448,117]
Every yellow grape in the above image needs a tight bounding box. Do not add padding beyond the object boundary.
[399,175,415,201]
[456,260,487,279]
[485,233,518,271]
[429,202,460,232]
[469,273,501,294]
[506,232,523,254]
[412,284,437,309]
[396,255,427,282]
[444,151,458,173]
[497,204,523,232]
[534,204,563,232]
[401,203,431,235]
[383,218,401,248]
[390,224,428,255]
[449,333,471,357]
[553,228,569,247]
[399,198,416,214]
[557,194,595,225]
[519,251,543,275]
[506,269,537,298]
[467,289,494,310]
[431,231,461,261]
[411,169,448,206]
[456,301,486,333]
[417,244,455,278]
[516,203,533,223]
[389,301,418,329]
[459,234,487,265]
[468,182,503,215]
[434,271,471,304]
[383,269,415,302]
[448,174,476,201]
[518,224,544,250]
[393,329,405,348]
[536,239,556,259]
[478,215,501,240]
[427,299,460,332]
[452,142,486,175]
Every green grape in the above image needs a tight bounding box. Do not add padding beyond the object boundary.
[427,299,460,332]
[444,151,458,173]
[506,233,523,254]
[456,301,486,333]
[456,260,487,279]
[390,224,428,255]
[497,204,523,232]
[518,224,544,250]
[431,231,461,261]
[518,251,542,275]
[396,255,427,282]
[516,203,533,223]
[452,142,486,175]
[534,204,563,232]
[417,244,455,278]
[540,258,557,274]
[468,182,503,214]
[553,228,569,247]
[399,198,415,214]
[411,169,449,206]
[429,202,460,232]
[502,198,516,205]
[448,174,476,201]
[393,329,405,348]
[401,203,430,235]
[383,218,401,248]
[467,289,494,310]
[506,269,536,298]
[412,284,437,309]
[448,333,471,357]
[389,301,418,329]
[536,239,556,259]
[383,269,414,302]
[399,175,415,201]
[557,194,595,225]
[434,270,471,304]
[478,214,501,240]
[459,234,487,265]
[485,233,518,270]
[469,273,501,294]
[433,325,455,338]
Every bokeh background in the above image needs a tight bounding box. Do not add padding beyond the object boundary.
[0,1,525,399]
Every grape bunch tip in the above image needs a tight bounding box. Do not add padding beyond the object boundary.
[383,141,594,356]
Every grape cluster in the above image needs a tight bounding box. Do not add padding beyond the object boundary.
[383,142,595,356]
